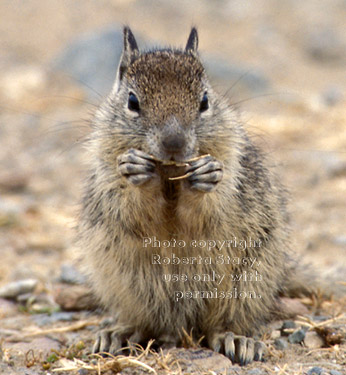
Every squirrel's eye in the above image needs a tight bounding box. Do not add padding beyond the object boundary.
[128,92,140,112]
[199,92,209,112]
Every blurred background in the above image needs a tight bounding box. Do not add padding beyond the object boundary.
[0,0,345,292]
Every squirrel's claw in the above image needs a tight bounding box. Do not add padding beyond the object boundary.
[118,149,156,186]
[187,155,223,192]
[209,332,265,365]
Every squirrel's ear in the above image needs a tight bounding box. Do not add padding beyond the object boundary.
[185,27,198,55]
[123,26,139,55]
[117,26,139,82]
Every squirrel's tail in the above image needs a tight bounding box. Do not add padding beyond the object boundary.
[283,255,346,299]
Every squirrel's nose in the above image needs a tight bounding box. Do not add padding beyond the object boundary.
[162,133,186,153]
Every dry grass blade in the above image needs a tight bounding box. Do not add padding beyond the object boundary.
[134,339,155,360]
[295,313,345,330]
[184,154,211,162]
[6,319,101,341]
[180,327,204,349]
[151,154,210,166]
[161,161,189,167]
[52,355,157,374]
[168,171,193,181]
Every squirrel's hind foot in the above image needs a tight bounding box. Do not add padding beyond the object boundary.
[92,328,144,356]
[208,331,266,366]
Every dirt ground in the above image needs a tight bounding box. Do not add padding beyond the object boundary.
[0,1,345,374]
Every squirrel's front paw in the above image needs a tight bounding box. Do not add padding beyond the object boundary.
[186,155,223,192]
[117,149,156,186]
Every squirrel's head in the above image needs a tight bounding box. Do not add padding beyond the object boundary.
[107,26,220,162]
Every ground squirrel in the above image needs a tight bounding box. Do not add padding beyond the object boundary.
[76,27,311,365]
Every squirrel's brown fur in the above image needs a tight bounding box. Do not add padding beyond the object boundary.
[76,27,311,364]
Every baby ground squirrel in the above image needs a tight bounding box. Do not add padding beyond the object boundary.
[76,27,312,365]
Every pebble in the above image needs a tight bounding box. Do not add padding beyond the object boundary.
[270,330,281,339]
[274,338,288,350]
[330,370,342,375]
[281,320,296,336]
[333,235,346,247]
[0,279,38,299]
[306,29,345,63]
[0,197,24,217]
[304,331,324,349]
[321,86,344,106]
[31,311,76,326]
[0,298,18,318]
[16,292,34,303]
[0,171,29,192]
[54,284,98,311]
[171,348,233,374]
[279,297,309,317]
[248,369,264,375]
[288,328,306,344]
[58,264,86,285]
[204,55,270,95]
[0,65,46,101]
[269,320,284,331]
[4,337,61,357]
[282,320,296,330]
[10,263,41,282]
[307,367,325,375]
[311,315,329,323]
[291,151,346,182]
[51,26,125,99]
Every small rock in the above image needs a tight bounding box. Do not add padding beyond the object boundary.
[52,26,125,99]
[4,337,61,357]
[204,55,270,95]
[306,29,346,63]
[54,284,98,311]
[20,292,60,314]
[307,367,324,375]
[169,348,233,374]
[330,370,342,375]
[279,297,310,317]
[16,292,34,303]
[0,298,18,318]
[59,264,86,285]
[311,315,329,322]
[288,328,306,344]
[268,320,284,331]
[333,235,346,247]
[248,369,264,375]
[274,338,288,350]
[0,279,38,299]
[281,320,296,336]
[0,171,29,192]
[270,330,281,339]
[304,331,324,349]
[10,264,39,282]
[0,65,47,101]
[322,86,344,106]
[0,197,24,217]
[31,311,76,326]
[282,320,296,330]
